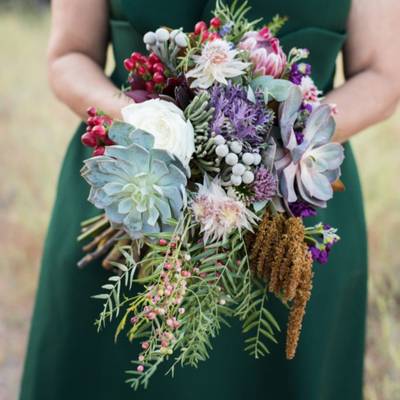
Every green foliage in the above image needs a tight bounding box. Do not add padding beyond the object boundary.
[184,92,220,175]
[92,246,141,331]
[267,15,288,36]
[241,283,279,358]
[93,215,280,390]
[251,76,295,103]
[214,0,262,42]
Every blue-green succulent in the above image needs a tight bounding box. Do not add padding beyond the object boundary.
[81,122,187,239]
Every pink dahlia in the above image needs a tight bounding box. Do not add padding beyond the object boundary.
[239,27,286,78]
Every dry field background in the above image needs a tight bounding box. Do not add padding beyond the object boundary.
[0,9,399,400]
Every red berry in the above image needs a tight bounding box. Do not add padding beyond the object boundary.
[208,32,220,41]
[130,52,142,62]
[102,116,113,126]
[148,53,160,64]
[81,132,97,147]
[87,116,96,126]
[86,106,97,117]
[123,58,134,71]
[137,65,147,76]
[93,146,105,156]
[103,137,114,146]
[201,30,210,42]
[152,72,165,84]
[145,81,155,92]
[152,62,165,74]
[92,124,106,138]
[194,21,208,35]
[210,17,221,29]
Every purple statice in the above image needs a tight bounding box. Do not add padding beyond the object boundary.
[210,83,273,145]
[294,130,304,145]
[301,102,313,113]
[308,224,339,264]
[289,62,312,85]
[219,22,233,37]
[309,245,329,264]
[289,200,317,218]
[252,167,277,201]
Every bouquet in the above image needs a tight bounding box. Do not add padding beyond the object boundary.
[77,0,344,390]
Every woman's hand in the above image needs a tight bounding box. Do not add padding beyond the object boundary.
[326,0,400,143]
[48,0,132,121]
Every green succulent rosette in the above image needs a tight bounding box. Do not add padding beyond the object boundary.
[81,122,187,239]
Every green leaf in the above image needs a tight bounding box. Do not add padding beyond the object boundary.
[251,76,295,103]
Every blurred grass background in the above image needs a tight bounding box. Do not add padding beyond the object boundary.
[0,6,399,400]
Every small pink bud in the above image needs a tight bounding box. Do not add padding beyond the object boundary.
[173,320,181,329]
[161,340,169,348]
[166,318,174,328]
[137,365,144,373]
[141,341,149,350]
[147,312,156,320]
[138,355,144,362]
[178,307,185,314]
[164,263,172,270]
[159,239,168,246]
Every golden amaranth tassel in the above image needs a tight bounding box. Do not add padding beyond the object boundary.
[250,211,314,360]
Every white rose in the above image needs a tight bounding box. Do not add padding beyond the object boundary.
[121,99,195,166]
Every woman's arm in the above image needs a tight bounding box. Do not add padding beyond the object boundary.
[326,0,400,143]
[47,0,132,120]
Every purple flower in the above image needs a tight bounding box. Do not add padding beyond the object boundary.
[301,103,313,113]
[309,245,329,264]
[289,200,317,218]
[210,83,273,145]
[219,22,233,37]
[294,130,304,145]
[252,167,277,201]
[289,63,312,85]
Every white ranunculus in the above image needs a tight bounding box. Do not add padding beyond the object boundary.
[121,99,195,166]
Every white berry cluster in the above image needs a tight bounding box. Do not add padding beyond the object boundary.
[143,28,189,71]
[214,135,261,187]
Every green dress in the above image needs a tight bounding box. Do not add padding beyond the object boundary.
[20,1,367,399]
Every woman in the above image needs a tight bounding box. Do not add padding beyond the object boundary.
[20,1,400,399]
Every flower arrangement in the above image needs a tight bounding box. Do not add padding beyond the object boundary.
[78,0,345,390]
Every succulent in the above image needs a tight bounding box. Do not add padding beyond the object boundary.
[275,86,344,208]
[81,122,187,239]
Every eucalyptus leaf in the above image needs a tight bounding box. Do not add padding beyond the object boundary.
[250,76,295,103]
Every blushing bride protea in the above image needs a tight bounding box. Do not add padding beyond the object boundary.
[186,39,250,89]
[192,177,258,243]
[239,27,286,78]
